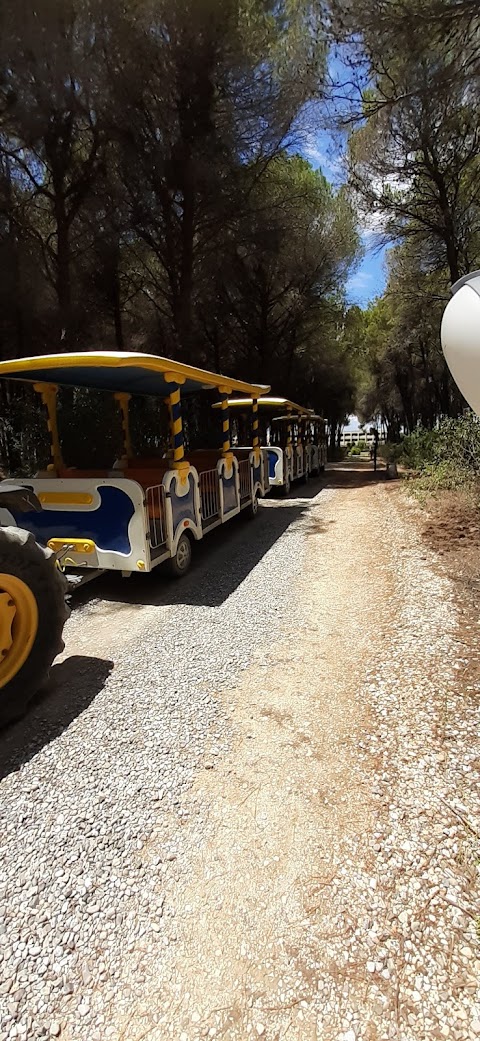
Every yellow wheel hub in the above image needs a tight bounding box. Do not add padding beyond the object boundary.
[0,574,38,689]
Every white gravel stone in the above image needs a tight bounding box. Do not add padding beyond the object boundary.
[0,494,332,1039]
[1,483,478,1040]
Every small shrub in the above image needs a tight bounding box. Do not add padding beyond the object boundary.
[399,429,440,469]
[384,413,480,498]
[379,440,403,464]
[348,439,367,456]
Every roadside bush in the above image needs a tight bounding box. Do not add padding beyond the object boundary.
[379,440,403,464]
[397,428,441,469]
[348,440,367,456]
[385,413,480,496]
[433,413,480,477]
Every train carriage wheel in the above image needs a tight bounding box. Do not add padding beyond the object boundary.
[168,532,192,578]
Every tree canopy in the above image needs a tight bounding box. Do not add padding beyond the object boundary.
[2,0,479,465]
[332,0,480,436]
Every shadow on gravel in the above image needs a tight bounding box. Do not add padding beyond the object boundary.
[70,489,320,611]
[322,461,387,490]
[0,655,113,780]
[65,467,384,615]
[68,469,386,613]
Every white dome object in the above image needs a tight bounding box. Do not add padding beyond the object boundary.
[441,270,480,415]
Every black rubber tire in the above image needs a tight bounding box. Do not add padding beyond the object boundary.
[245,493,259,520]
[168,532,192,578]
[282,474,291,496]
[0,527,70,727]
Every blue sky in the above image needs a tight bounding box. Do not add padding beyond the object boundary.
[299,50,389,309]
[347,238,387,307]
[301,130,388,308]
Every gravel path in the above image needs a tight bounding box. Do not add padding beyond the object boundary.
[0,485,330,1041]
[1,466,479,1041]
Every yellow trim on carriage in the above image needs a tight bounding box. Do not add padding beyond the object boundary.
[48,538,96,554]
[39,492,94,506]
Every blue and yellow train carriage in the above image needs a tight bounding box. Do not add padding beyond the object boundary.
[222,396,313,494]
[0,352,270,579]
[305,415,328,476]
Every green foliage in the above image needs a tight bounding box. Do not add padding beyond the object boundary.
[332,0,480,436]
[433,414,480,479]
[348,440,367,456]
[355,242,465,438]
[386,413,480,495]
[0,2,364,471]
[204,153,360,384]
[290,297,364,445]
[395,428,440,469]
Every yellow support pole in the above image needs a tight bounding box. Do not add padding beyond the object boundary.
[164,373,189,481]
[165,385,185,463]
[33,383,63,473]
[216,384,234,464]
[286,409,293,448]
[218,390,231,455]
[252,398,260,451]
[114,392,133,460]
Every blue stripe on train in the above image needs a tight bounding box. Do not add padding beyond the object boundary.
[9,486,135,555]
[267,450,278,479]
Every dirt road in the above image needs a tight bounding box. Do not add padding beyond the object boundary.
[1,464,479,1041]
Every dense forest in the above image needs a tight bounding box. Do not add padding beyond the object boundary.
[338,0,480,436]
[0,0,479,465]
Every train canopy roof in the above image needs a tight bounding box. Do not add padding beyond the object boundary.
[0,352,270,399]
[222,396,312,415]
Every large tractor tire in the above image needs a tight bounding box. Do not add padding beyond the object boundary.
[0,527,70,726]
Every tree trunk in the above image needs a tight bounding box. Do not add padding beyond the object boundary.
[424,150,461,284]
[256,287,270,382]
[4,157,25,359]
[177,174,195,356]
[212,325,221,372]
[112,257,124,350]
[54,194,72,348]
[445,229,460,285]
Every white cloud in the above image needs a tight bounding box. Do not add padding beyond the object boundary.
[301,133,346,183]
[303,139,328,168]
[347,270,373,291]
[355,169,411,238]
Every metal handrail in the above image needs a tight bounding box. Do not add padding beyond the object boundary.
[146,484,167,548]
[238,459,250,500]
[200,468,220,521]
